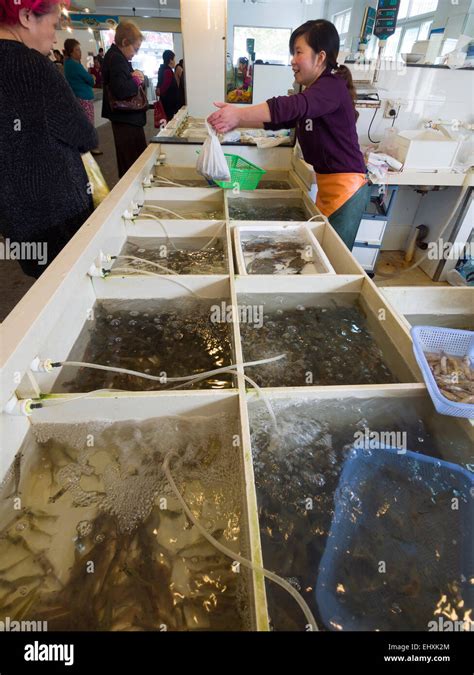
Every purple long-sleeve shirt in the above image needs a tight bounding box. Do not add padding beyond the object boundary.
[264,68,366,175]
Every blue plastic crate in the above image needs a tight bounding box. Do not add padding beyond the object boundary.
[316,445,473,631]
[411,326,474,418]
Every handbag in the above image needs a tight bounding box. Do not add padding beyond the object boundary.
[107,83,148,112]
[154,98,167,129]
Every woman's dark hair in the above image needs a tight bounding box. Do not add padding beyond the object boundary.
[290,19,358,119]
[63,38,80,58]
[162,49,175,66]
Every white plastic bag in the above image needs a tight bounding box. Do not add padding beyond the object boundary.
[196,122,231,181]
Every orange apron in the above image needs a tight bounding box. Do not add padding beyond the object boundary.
[315,173,367,218]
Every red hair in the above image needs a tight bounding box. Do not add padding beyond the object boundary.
[0,0,68,25]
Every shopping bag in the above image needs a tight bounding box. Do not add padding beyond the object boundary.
[196,122,231,181]
[82,152,110,209]
[154,98,167,129]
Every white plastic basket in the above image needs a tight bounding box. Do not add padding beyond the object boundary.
[411,326,474,418]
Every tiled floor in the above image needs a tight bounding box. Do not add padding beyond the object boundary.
[374,251,448,287]
[94,111,158,190]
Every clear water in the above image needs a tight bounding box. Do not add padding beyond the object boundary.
[116,236,227,275]
[52,299,234,393]
[404,313,474,331]
[229,198,310,221]
[142,201,224,220]
[249,397,474,631]
[239,294,400,387]
[241,232,328,275]
[0,415,252,631]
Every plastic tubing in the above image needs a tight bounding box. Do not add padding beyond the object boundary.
[140,204,186,220]
[171,367,279,432]
[153,176,185,187]
[113,255,178,275]
[198,222,226,251]
[133,212,225,254]
[54,355,285,386]
[163,451,318,631]
[131,213,181,251]
[35,389,127,407]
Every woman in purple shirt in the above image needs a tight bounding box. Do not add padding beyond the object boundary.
[208,20,368,251]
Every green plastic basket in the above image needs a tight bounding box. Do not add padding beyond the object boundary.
[214,154,266,190]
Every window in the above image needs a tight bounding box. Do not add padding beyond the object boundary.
[365,0,436,62]
[226,26,292,104]
[418,20,432,41]
[365,26,402,61]
[383,27,403,60]
[398,0,438,19]
[399,26,421,55]
[441,38,458,56]
[232,26,291,66]
[332,8,352,48]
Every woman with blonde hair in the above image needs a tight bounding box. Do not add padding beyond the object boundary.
[102,20,148,178]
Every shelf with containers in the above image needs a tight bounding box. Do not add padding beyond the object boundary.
[352,184,399,273]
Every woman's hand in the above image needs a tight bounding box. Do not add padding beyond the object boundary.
[132,69,145,83]
[207,102,240,134]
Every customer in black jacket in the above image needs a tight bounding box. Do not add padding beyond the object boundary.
[102,21,147,178]
[157,50,180,121]
[0,0,98,279]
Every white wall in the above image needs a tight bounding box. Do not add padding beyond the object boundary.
[252,64,295,103]
[356,64,474,147]
[181,0,227,117]
[173,32,183,62]
[325,0,374,52]
[431,0,472,38]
